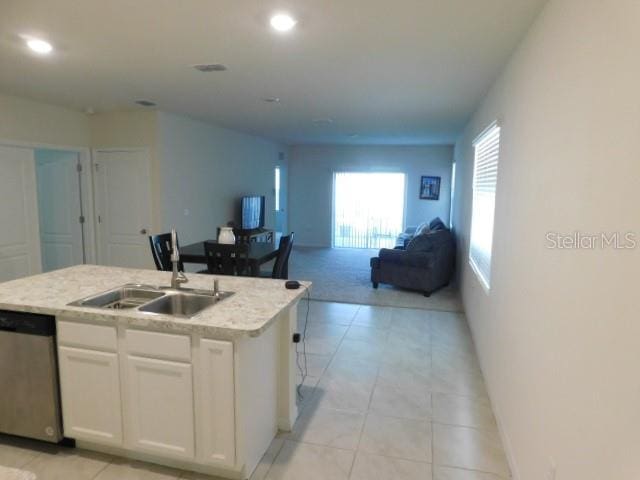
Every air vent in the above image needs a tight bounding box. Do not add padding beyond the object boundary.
[193,64,227,72]
[135,100,156,107]
[312,118,334,125]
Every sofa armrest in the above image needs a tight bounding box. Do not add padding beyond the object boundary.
[378,248,433,268]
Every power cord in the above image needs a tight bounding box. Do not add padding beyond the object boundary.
[295,286,311,400]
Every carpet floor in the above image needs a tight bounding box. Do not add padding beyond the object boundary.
[287,246,462,311]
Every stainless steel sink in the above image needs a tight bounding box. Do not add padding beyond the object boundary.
[68,284,165,310]
[138,293,218,318]
[69,284,233,318]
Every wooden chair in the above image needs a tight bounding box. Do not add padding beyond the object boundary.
[204,243,249,276]
[262,232,294,279]
[149,232,183,272]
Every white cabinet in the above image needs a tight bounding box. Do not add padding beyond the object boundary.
[56,320,242,472]
[125,355,195,460]
[58,346,123,445]
[197,339,236,466]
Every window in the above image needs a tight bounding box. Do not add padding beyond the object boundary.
[274,166,281,211]
[469,122,500,290]
[333,172,405,249]
[449,161,456,229]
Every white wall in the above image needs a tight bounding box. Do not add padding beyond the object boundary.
[288,145,453,247]
[0,93,90,147]
[451,1,640,479]
[157,112,286,245]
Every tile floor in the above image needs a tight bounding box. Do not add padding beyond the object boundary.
[0,300,510,480]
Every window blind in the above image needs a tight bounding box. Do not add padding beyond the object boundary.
[469,123,500,290]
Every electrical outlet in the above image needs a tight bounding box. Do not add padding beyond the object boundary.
[546,457,557,480]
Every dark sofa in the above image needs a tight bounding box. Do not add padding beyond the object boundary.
[370,218,455,296]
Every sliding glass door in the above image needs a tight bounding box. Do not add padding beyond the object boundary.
[333,172,405,249]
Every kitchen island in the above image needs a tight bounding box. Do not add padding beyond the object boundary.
[0,265,309,480]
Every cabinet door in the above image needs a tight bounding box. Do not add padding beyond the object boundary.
[197,339,235,466]
[125,356,195,459]
[58,346,122,445]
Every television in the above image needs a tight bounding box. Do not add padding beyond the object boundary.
[241,196,265,230]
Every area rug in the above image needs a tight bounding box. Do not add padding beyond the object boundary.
[288,246,462,311]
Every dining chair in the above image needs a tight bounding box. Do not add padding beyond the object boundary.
[204,242,250,276]
[149,232,183,272]
[264,232,294,279]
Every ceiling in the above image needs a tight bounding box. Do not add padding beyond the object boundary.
[0,0,547,145]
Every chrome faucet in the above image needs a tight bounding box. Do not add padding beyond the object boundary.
[170,228,188,289]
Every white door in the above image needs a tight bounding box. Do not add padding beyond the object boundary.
[93,149,152,269]
[197,339,235,466]
[58,346,123,446]
[125,355,195,459]
[0,145,42,282]
[35,150,85,272]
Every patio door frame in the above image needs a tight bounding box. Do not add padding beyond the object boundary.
[331,170,407,249]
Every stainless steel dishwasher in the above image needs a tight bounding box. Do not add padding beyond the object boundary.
[0,309,63,443]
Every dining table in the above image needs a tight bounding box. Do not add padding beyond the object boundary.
[180,240,279,277]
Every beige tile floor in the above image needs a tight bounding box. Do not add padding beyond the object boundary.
[0,300,510,480]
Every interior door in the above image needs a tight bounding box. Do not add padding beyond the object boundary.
[35,150,85,272]
[93,149,152,269]
[0,145,42,281]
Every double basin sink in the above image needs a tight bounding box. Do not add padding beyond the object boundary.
[69,284,234,318]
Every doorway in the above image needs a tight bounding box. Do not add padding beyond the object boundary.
[35,149,87,272]
[0,143,93,282]
[333,172,406,249]
[93,149,153,269]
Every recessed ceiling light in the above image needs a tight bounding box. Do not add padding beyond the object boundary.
[26,38,53,54]
[263,97,281,103]
[270,13,297,32]
[193,64,227,72]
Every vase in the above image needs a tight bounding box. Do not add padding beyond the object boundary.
[218,227,236,245]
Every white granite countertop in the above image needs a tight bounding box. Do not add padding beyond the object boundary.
[0,265,310,339]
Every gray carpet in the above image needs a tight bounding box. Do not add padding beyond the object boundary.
[288,246,462,311]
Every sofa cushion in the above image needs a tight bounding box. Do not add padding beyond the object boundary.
[414,222,430,236]
[406,233,435,252]
[378,248,433,268]
[407,229,452,252]
[429,217,446,231]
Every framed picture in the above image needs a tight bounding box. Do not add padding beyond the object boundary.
[420,176,441,200]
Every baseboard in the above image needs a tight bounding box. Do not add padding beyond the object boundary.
[490,395,520,480]
[76,440,244,479]
[464,302,520,480]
